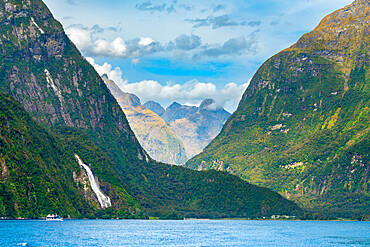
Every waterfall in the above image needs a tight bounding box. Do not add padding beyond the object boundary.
[74,154,112,208]
[31,17,45,34]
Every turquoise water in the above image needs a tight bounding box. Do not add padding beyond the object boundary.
[0,220,369,246]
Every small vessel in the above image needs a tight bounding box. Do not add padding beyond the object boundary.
[46,214,63,221]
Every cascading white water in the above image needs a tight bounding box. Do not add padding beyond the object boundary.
[74,154,112,208]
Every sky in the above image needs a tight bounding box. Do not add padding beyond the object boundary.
[43,0,353,112]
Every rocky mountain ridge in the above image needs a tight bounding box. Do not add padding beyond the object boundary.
[103,76,188,165]
[145,99,231,158]
[187,0,370,218]
[0,0,302,219]
[143,101,165,116]
[103,74,231,164]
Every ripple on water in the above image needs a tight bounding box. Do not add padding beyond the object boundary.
[1,220,369,247]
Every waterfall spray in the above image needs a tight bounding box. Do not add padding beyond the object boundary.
[75,154,112,208]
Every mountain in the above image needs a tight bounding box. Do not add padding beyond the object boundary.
[103,77,188,165]
[187,0,370,219]
[0,94,301,220]
[0,0,302,219]
[0,93,144,219]
[143,101,165,116]
[162,102,199,123]
[167,100,231,158]
[120,94,230,162]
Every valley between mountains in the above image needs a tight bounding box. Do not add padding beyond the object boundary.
[103,74,230,165]
[0,0,301,219]
[0,0,368,220]
[187,0,370,219]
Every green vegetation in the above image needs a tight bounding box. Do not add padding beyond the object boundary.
[0,0,303,219]
[53,125,303,219]
[0,93,302,219]
[0,93,145,219]
[187,1,370,219]
[0,93,83,219]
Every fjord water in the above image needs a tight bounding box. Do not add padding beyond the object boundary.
[1,220,369,246]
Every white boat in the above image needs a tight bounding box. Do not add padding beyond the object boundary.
[46,214,63,221]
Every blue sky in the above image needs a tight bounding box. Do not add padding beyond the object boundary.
[43,0,353,112]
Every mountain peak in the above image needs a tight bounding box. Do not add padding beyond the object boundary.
[143,101,165,116]
[291,0,370,52]
[199,99,215,109]
[104,79,141,108]
[101,74,109,82]
[122,92,141,108]
[168,102,182,109]
[187,0,370,218]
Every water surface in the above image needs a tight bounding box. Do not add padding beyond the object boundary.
[1,220,369,246]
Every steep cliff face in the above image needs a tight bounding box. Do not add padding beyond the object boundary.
[143,101,165,116]
[162,102,198,123]
[0,0,154,218]
[0,0,303,219]
[168,100,231,158]
[0,0,148,166]
[103,78,188,165]
[187,0,370,218]
[0,93,143,218]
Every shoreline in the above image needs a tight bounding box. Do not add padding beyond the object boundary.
[0,218,368,222]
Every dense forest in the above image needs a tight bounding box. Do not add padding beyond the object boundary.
[0,0,303,219]
[187,0,370,220]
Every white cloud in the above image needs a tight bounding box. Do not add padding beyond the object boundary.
[131,58,140,65]
[86,57,126,85]
[66,25,159,58]
[66,26,91,50]
[186,14,251,29]
[91,38,127,57]
[87,59,248,112]
[135,1,176,14]
[66,25,256,60]
[202,35,258,58]
[173,34,201,50]
[121,79,248,112]
[139,37,155,46]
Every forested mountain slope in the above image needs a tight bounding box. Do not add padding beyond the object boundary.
[0,93,145,219]
[0,0,302,219]
[187,0,370,218]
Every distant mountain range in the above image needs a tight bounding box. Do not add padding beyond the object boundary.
[103,75,231,165]
[102,76,188,166]
[143,101,165,116]
[145,98,231,160]
[187,0,370,219]
[0,0,301,219]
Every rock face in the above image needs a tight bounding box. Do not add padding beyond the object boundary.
[104,77,188,165]
[0,0,147,218]
[113,86,230,162]
[187,0,370,218]
[0,0,303,219]
[0,0,145,161]
[166,100,231,158]
[143,101,165,116]
[162,102,198,123]
[0,93,144,218]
